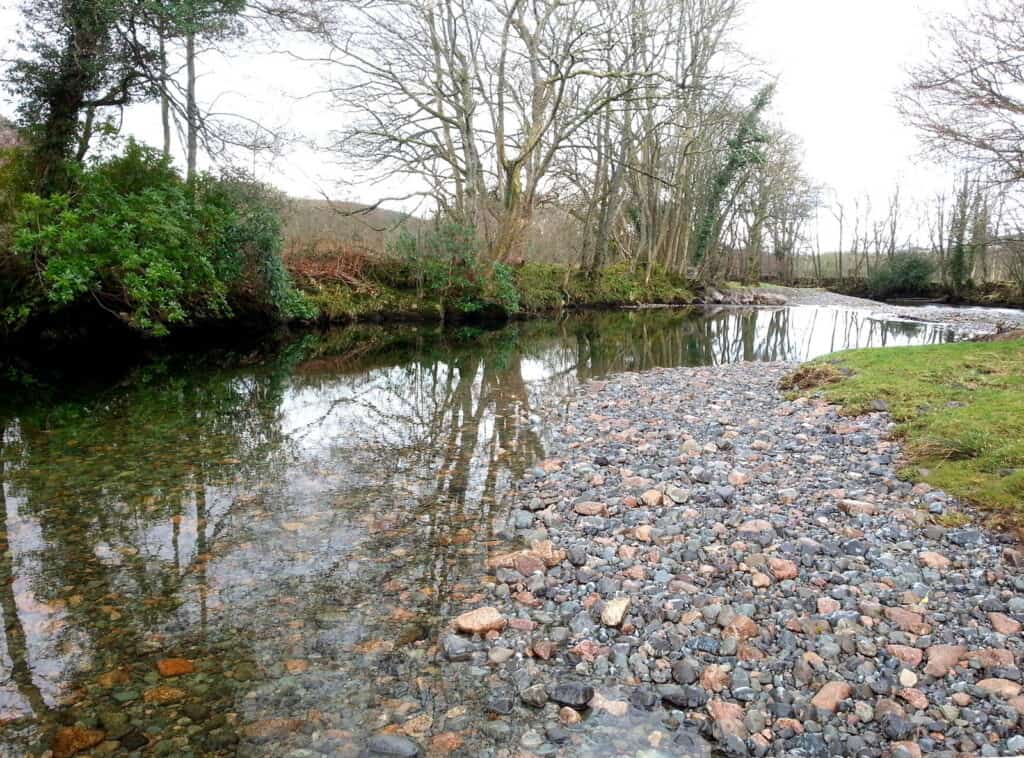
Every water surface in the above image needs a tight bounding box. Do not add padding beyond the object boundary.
[0,306,956,756]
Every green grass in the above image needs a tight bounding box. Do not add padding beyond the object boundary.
[802,339,1024,528]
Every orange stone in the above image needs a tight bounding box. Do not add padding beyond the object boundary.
[769,558,798,580]
[625,565,645,580]
[641,490,663,507]
[737,643,766,662]
[284,659,309,674]
[574,501,606,516]
[923,645,965,677]
[241,718,307,739]
[886,645,923,667]
[700,664,730,692]
[589,691,628,716]
[977,678,1022,698]
[811,681,851,712]
[722,615,759,640]
[570,640,607,662]
[156,658,194,677]
[559,706,582,725]
[775,717,804,735]
[96,668,131,688]
[898,688,929,710]
[918,551,950,569]
[429,732,465,754]
[513,554,546,575]
[53,727,105,758]
[891,742,922,758]
[707,698,744,723]
[989,612,1022,635]
[453,606,506,635]
[532,640,556,660]
[884,607,931,635]
[964,647,1014,668]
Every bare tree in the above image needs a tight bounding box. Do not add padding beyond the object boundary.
[900,0,1024,187]
[830,194,846,281]
[295,0,652,261]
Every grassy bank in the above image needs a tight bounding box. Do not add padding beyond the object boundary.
[792,339,1024,529]
[299,261,695,323]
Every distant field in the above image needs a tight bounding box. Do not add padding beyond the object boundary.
[282,197,426,257]
[281,198,584,266]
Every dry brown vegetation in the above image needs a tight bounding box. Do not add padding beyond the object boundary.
[780,363,842,391]
[281,198,425,256]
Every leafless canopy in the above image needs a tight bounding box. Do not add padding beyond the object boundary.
[900,0,1024,186]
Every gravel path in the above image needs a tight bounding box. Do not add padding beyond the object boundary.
[758,286,1024,337]
[445,363,1024,758]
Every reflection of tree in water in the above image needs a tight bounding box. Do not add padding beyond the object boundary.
[507,307,953,379]
[0,308,957,751]
[0,420,47,723]
[1,325,553,745]
[288,329,546,617]
[0,342,309,733]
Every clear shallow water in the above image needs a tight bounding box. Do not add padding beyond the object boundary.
[0,306,956,756]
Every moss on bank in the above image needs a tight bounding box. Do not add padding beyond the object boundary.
[795,339,1024,529]
[298,261,696,323]
[303,280,443,322]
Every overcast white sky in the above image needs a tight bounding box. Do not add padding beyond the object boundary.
[0,0,971,246]
[738,0,966,213]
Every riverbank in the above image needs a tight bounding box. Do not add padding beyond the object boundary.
[298,262,702,324]
[302,272,1022,337]
[758,284,1024,336]
[796,338,1024,530]
[440,361,1024,757]
[5,258,1020,352]
[0,262,709,350]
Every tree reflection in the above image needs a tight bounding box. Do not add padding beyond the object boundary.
[512,306,953,380]
[286,328,547,619]
[0,307,957,753]
[0,420,48,724]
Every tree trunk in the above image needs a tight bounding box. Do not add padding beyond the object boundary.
[186,30,198,182]
[161,31,172,159]
[75,106,96,162]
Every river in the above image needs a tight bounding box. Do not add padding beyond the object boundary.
[0,306,957,756]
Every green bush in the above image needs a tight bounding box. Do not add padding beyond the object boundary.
[0,143,35,332]
[515,262,566,311]
[4,140,314,335]
[568,262,693,306]
[197,169,316,321]
[387,222,519,315]
[867,254,936,299]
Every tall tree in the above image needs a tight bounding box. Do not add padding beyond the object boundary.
[6,0,153,191]
[692,84,774,273]
[139,0,247,180]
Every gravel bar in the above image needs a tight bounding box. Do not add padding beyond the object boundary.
[445,362,1024,758]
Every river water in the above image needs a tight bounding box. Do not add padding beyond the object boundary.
[0,306,956,757]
